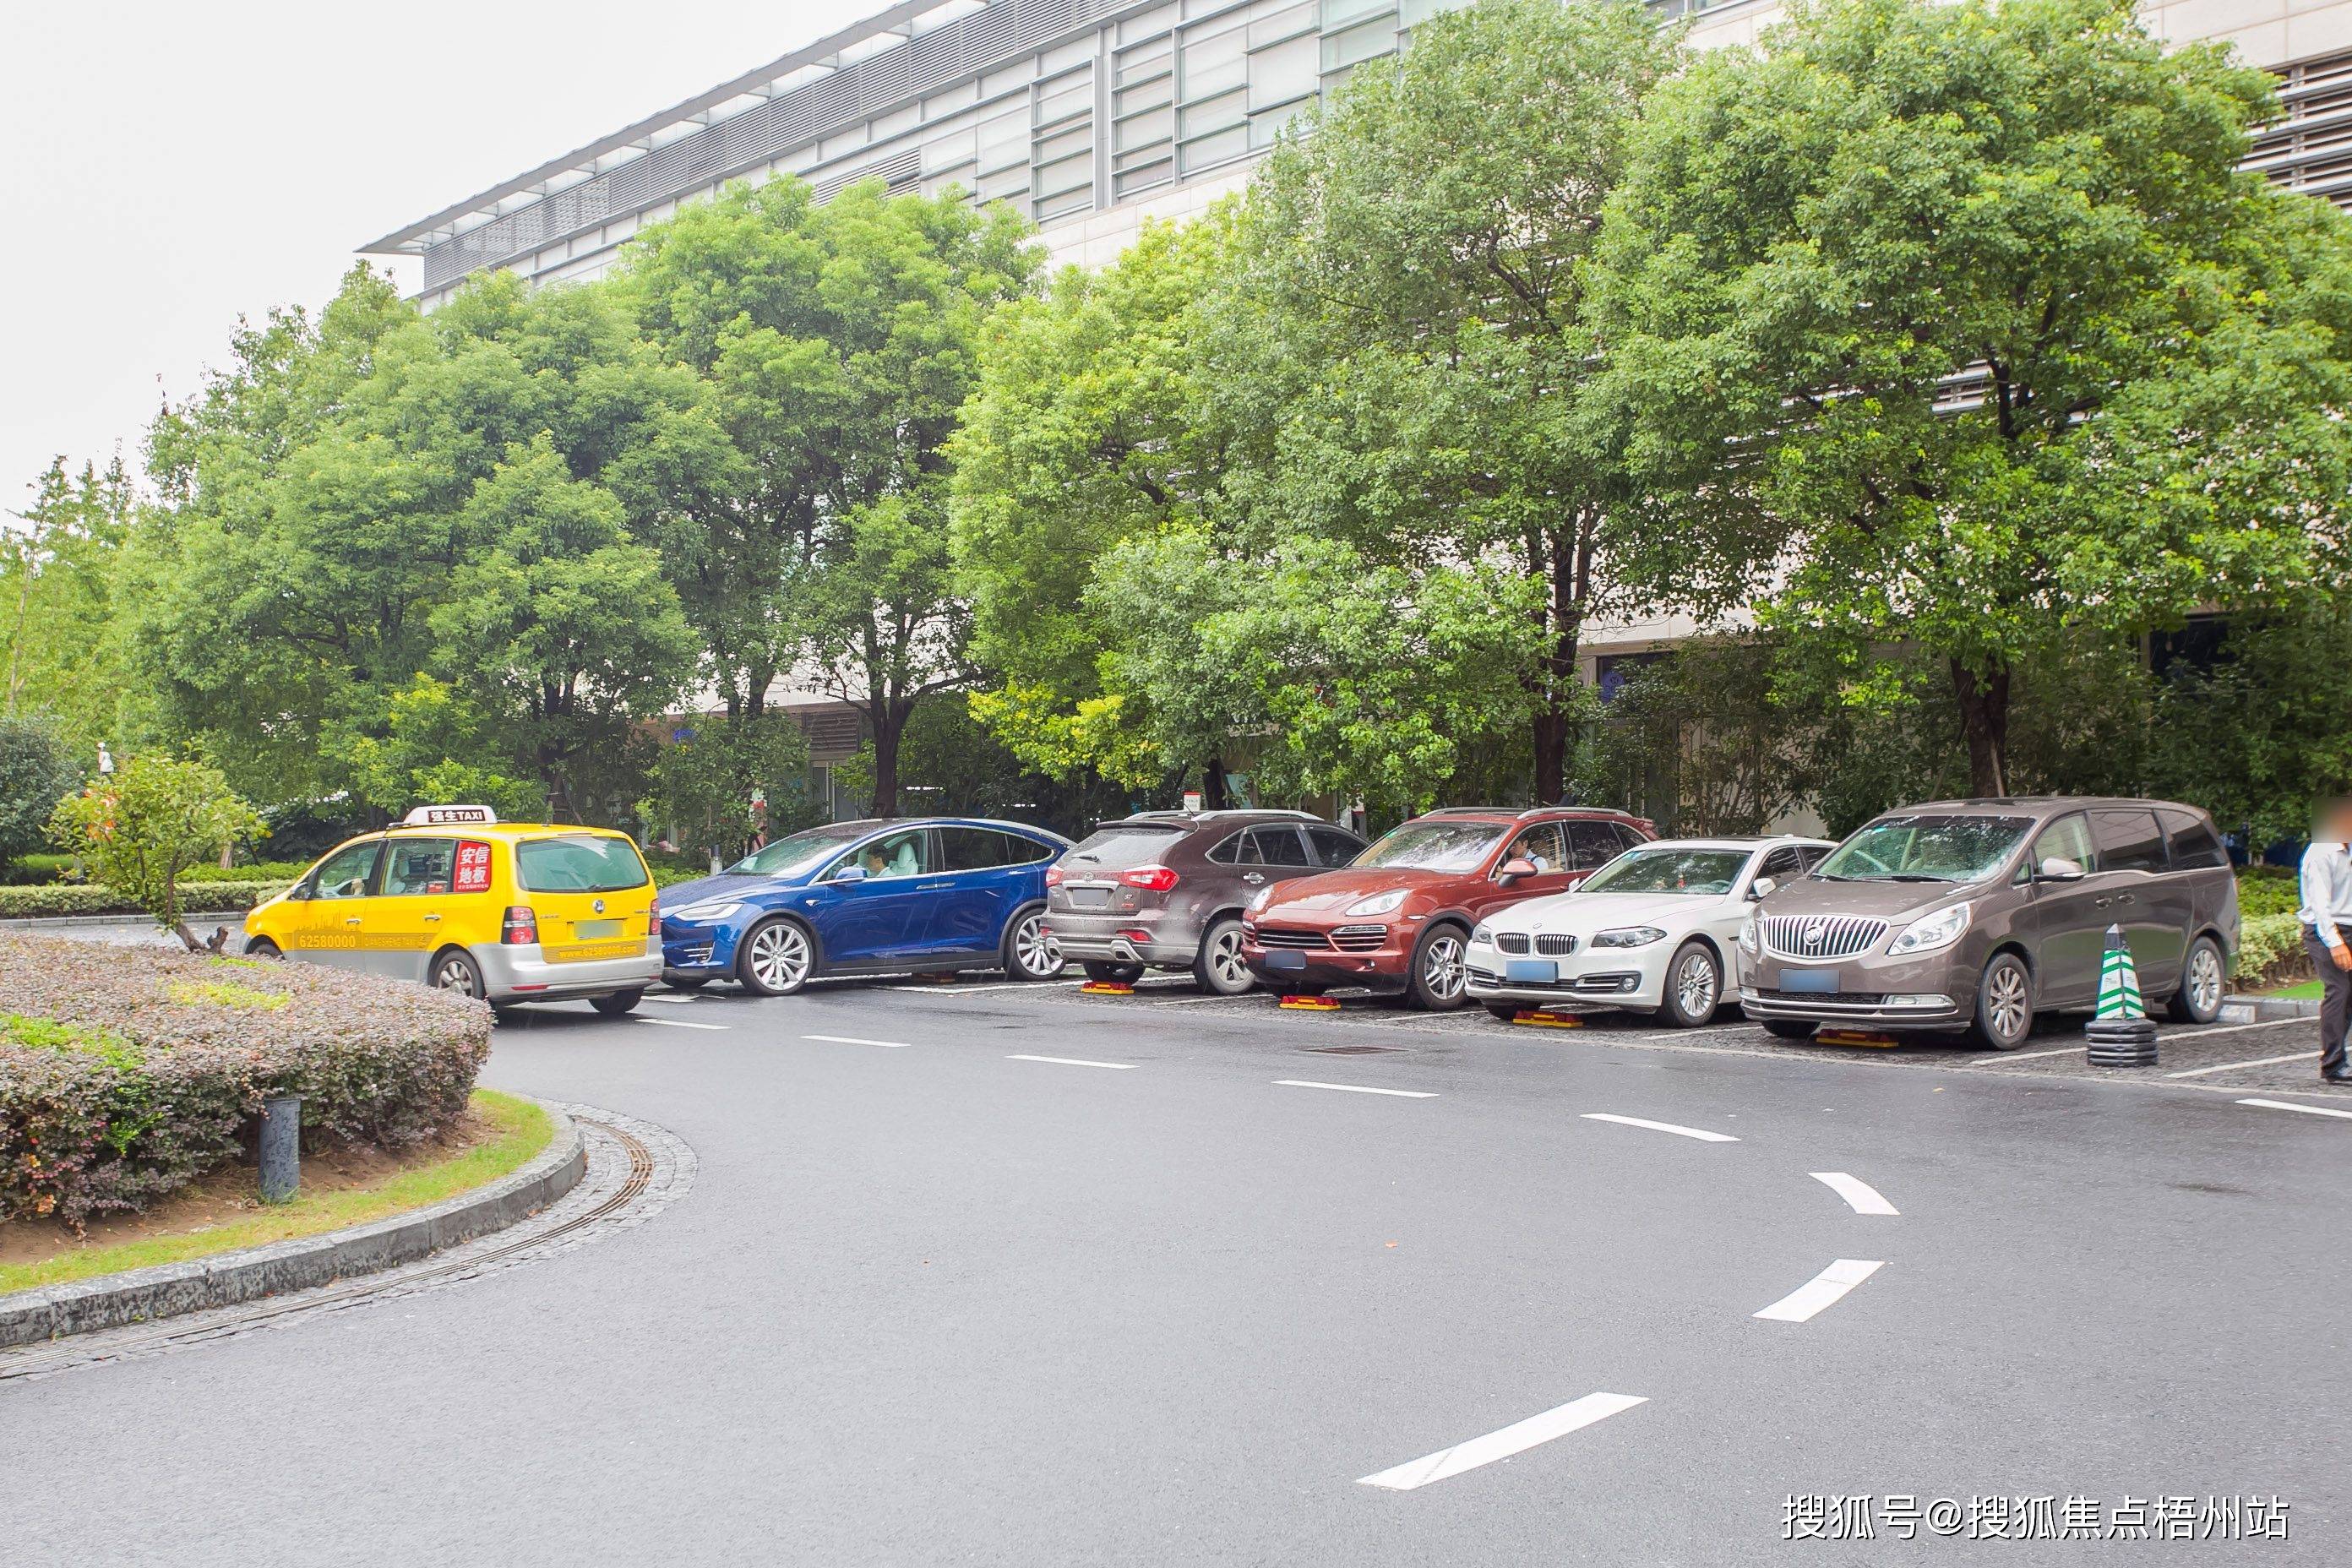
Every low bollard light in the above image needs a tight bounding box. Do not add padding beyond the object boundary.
[259,1094,302,1204]
[2083,924,2159,1068]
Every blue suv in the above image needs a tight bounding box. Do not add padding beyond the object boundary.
[659,818,1072,995]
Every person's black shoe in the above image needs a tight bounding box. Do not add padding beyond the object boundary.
[2324,1071,2352,1085]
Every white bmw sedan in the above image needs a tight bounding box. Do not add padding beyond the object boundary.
[1465,836,1834,1026]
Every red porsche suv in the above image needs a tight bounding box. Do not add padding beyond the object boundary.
[1239,806,1655,1009]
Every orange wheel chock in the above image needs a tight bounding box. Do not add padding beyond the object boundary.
[1511,1010,1584,1028]
[1278,994,1341,1011]
[1078,981,1135,996]
[1816,1028,1901,1048]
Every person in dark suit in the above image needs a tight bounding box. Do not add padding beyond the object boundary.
[2296,796,2352,1084]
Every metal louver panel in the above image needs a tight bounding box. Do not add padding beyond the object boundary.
[1496,933,1530,955]
[1534,934,1577,956]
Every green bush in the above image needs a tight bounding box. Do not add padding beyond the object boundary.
[0,719,81,875]
[2235,912,2307,988]
[2235,866,2300,920]
[0,880,290,921]
[0,934,489,1227]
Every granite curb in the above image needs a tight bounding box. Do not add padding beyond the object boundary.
[0,1102,585,1348]
[2219,993,2323,1022]
[0,911,249,932]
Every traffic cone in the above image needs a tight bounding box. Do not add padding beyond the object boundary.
[2084,923,2159,1066]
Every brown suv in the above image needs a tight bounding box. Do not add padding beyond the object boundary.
[1043,810,1366,994]
[1736,798,2240,1048]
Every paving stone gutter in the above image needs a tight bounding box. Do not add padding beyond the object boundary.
[0,1102,585,1348]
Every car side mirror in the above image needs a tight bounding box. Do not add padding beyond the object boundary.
[1496,857,1538,885]
[1748,876,1777,901]
[2036,857,2085,882]
[830,865,869,885]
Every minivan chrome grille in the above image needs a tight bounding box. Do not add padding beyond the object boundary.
[1761,914,1891,961]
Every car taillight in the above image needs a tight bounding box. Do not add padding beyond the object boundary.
[1044,866,1063,888]
[1119,865,1179,892]
[647,897,660,937]
[502,905,538,945]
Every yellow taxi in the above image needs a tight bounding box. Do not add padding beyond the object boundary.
[244,806,663,1015]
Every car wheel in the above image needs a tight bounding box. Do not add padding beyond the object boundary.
[244,938,281,959]
[590,988,644,1016]
[2167,935,2227,1025]
[1486,1003,1522,1021]
[1970,951,2035,1049]
[1002,907,1064,981]
[430,947,487,999]
[738,917,814,996]
[1662,940,1722,1027]
[1406,924,1470,1010]
[1192,916,1254,995]
[1761,1019,1816,1040]
[1081,960,1146,984]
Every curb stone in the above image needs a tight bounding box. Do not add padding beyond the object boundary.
[2219,993,2322,1023]
[0,1101,585,1348]
[0,911,249,933]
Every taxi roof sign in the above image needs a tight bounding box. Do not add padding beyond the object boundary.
[401,804,498,826]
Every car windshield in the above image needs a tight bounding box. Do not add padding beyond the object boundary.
[514,835,650,894]
[1813,815,2034,883]
[1353,822,1508,874]
[727,825,868,877]
[1060,825,1185,873]
[1582,847,1751,896]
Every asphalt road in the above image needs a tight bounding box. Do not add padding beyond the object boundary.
[4,969,2349,1565]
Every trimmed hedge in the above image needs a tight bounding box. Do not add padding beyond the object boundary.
[0,880,291,921]
[0,935,488,1228]
[2235,912,2307,989]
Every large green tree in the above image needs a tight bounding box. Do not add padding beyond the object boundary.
[4,455,134,753]
[1600,0,2352,795]
[618,178,1040,814]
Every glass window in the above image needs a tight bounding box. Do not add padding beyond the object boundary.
[1205,831,1243,865]
[1062,824,1185,874]
[1815,814,2036,883]
[2159,809,2229,869]
[1583,847,1751,896]
[1117,106,1174,151]
[515,835,651,893]
[2028,814,2099,876]
[2092,809,2168,874]
[1036,78,1092,127]
[727,825,866,876]
[1308,826,1363,868]
[1321,17,1397,73]
[940,827,1014,871]
[1180,90,1246,141]
[309,840,383,901]
[1248,33,1318,109]
[1798,844,1832,870]
[1355,821,1507,873]
[381,838,458,897]
[1756,847,1805,883]
[977,111,1027,172]
[1181,124,1249,170]
[1505,822,1567,873]
[1181,25,1247,99]
[1565,821,1624,870]
[1250,826,1314,866]
[1247,1,1316,47]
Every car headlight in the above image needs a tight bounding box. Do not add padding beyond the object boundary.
[1247,885,1273,914]
[1346,889,1408,917]
[1470,924,1494,946]
[1888,902,1971,956]
[1590,925,1668,949]
[667,901,743,923]
[1737,917,1759,954]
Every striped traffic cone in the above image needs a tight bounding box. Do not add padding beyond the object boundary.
[2084,923,2159,1066]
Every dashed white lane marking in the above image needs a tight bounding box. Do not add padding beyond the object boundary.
[1274,1080,1437,1099]
[1810,1173,1899,1216]
[2237,1097,2352,1121]
[802,1033,913,1048]
[1581,1113,1739,1143]
[1754,1259,1886,1322]
[633,1016,729,1032]
[2172,1017,2308,1042]
[1357,1392,1648,1491]
[1008,1054,1135,1070]
[2164,1052,2315,1079]
[1976,1043,2088,1064]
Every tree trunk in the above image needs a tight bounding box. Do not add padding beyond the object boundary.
[1532,525,1588,805]
[1951,659,2012,798]
[1532,705,1571,807]
[1202,756,1228,810]
[870,708,905,818]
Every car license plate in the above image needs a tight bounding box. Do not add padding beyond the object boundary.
[1265,949,1307,971]
[574,919,623,940]
[1505,959,1558,984]
[1065,887,1111,908]
[1779,967,1840,994]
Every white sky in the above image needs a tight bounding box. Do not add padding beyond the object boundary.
[1,0,875,516]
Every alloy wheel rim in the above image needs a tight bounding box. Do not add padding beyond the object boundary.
[1989,963,2028,1040]
[752,924,808,990]
[1424,935,1465,999]
[1211,928,1247,987]
[1015,914,1059,976]
[1676,952,1717,1016]
[434,958,474,994]
[2190,945,2223,1012]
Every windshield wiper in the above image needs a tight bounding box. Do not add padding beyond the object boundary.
[1882,873,1955,882]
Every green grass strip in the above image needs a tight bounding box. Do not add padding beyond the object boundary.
[0,1088,553,1296]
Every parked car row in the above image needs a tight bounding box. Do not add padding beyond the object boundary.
[248,793,2239,1048]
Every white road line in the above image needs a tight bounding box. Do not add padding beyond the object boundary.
[802,1033,912,1048]
[1810,1172,1899,1216]
[1273,1080,1437,1099]
[917,980,1073,994]
[632,1016,729,1032]
[643,993,704,1004]
[1007,1054,1135,1070]
[2164,1052,2314,1079]
[1754,1259,1886,1322]
[2237,1097,2352,1122]
[1581,1113,1739,1143]
[1357,1392,1647,1491]
[2173,1017,2309,1042]
[1975,1043,2088,1064]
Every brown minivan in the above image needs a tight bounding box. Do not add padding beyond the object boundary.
[1735,798,2240,1048]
